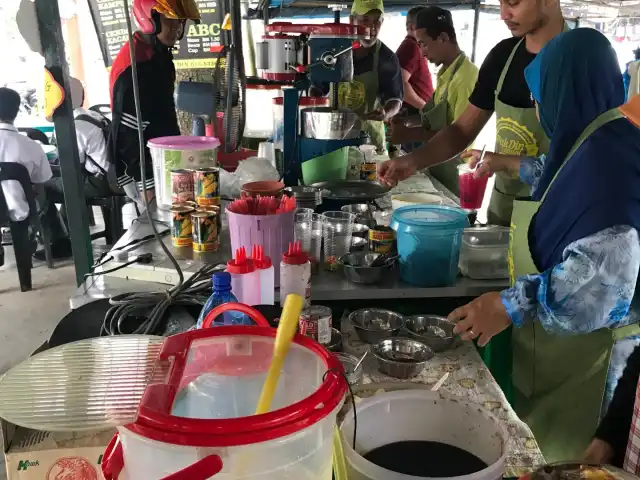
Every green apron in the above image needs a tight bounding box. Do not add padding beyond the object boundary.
[339,41,387,153]
[509,108,640,462]
[421,55,465,195]
[478,38,551,400]
[489,38,550,227]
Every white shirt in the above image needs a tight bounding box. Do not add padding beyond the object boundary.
[74,108,109,176]
[0,123,52,221]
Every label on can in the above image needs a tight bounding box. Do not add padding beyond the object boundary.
[196,205,222,233]
[171,169,194,203]
[299,306,332,344]
[369,226,396,254]
[194,167,220,206]
[191,211,219,252]
[360,162,377,181]
[171,205,194,247]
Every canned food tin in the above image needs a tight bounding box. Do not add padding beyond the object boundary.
[196,205,222,233]
[194,167,220,206]
[171,169,194,203]
[299,305,332,344]
[360,162,377,181]
[171,205,194,247]
[191,211,219,252]
[369,226,396,254]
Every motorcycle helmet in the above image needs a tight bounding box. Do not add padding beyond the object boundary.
[133,0,201,35]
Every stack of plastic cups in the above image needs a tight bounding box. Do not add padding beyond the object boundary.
[295,212,324,274]
[226,247,261,308]
[322,211,356,271]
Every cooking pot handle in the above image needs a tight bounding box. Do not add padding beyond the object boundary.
[201,302,270,328]
[101,433,224,479]
[160,455,224,479]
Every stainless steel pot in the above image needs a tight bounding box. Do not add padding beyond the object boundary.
[301,107,361,140]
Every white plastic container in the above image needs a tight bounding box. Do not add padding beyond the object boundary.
[340,390,508,480]
[148,136,220,209]
[459,226,510,280]
[256,256,275,305]
[280,243,311,307]
[102,326,347,479]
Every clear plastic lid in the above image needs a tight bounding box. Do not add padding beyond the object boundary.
[391,205,468,230]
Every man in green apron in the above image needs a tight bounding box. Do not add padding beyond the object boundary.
[389,6,478,195]
[377,0,565,225]
[338,0,403,153]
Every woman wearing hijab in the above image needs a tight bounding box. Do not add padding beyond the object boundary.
[449,28,640,462]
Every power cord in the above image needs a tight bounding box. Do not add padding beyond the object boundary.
[85,252,153,279]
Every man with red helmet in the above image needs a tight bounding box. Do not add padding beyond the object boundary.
[109,0,200,206]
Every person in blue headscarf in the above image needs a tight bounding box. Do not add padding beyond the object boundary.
[449,28,640,462]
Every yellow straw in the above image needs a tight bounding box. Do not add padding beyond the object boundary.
[255,294,304,415]
[333,425,348,480]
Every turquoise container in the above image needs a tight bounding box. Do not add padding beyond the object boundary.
[390,205,469,286]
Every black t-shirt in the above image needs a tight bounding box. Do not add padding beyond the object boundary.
[353,40,404,105]
[469,36,537,111]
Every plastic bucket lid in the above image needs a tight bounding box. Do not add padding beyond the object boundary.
[147,136,221,150]
[391,205,468,231]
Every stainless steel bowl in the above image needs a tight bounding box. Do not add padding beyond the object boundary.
[372,338,434,379]
[405,315,456,353]
[301,107,361,140]
[352,223,370,238]
[339,252,395,285]
[341,203,376,227]
[349,308,404,344]
[334,352,363,386]
[350,236,367,251]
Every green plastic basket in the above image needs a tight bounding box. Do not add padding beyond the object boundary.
[301,147,349,185]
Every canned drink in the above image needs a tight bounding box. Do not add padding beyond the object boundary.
[360,162,377,181]
[369,226,396,254]
[194,167,220,206]
[299,306,332,344]
[191,211,219,252]
[171,205,194,247]
[171,169,194,204]
[196,205,222,233]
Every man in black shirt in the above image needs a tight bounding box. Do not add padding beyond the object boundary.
[378,0,565,224]
[338,0,403,152]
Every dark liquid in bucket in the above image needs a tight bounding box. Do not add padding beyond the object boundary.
[363,440,488,477]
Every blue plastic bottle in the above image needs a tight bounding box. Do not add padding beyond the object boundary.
[197,272,243,328]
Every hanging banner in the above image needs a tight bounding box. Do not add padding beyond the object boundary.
[87,0,223,69]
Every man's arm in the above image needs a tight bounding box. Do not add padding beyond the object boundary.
[406,104,492,170]
[401,69,426,110]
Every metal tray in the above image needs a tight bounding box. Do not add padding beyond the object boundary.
[309,180,390,201]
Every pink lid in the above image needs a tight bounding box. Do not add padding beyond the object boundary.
[147,136,221,150]
[273,97,330,106]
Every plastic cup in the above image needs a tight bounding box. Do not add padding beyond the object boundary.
[322,211,356,271]
[295,213,323,270]
[458,164,489,210]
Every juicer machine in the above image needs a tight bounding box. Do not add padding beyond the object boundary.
[256,18,371,185]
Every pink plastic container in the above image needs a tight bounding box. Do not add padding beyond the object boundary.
[226,209,295,287]
[458,164,490,210]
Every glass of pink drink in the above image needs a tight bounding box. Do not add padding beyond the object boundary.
[458,163,489,210]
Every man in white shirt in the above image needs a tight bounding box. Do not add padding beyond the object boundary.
[0,87,54,266]
[38,77,117,260]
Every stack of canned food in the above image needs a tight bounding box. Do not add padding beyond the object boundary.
[170,167,221,252]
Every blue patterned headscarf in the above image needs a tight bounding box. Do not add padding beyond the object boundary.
[523,28,640,270]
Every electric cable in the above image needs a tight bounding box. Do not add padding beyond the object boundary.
[100,0,215,336]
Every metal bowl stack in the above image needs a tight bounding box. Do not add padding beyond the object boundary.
[349,308,404,343]
[405,315,456,352]
[285,186,323,210]
[372,338,434,379]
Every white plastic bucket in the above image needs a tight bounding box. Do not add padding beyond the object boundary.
[340,390,508,480]
[148,136,220,209]
[102,326,346,480]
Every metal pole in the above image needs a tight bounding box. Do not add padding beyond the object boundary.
[471,0,481,63]
[34,0,92,284]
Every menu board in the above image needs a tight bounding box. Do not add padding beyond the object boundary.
[87,0,223,69]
